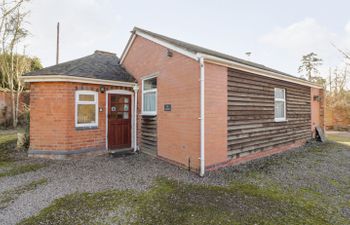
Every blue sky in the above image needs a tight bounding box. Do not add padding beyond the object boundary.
[25,0,350,77]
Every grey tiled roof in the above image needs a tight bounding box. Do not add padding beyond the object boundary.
[133,27,309,82]
[25,50,135,82]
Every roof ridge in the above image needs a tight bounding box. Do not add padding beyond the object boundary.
[132,27,317,86]
[94,50,116,56]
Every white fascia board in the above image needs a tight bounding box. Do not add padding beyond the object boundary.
[22,75,137,87]
[201,53,322,89]
[120,33,136,64]
[132,30,198,61]
[119,30,321,89]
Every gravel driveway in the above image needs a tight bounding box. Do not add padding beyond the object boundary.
[1,135,350,224]
[0,154,224,225]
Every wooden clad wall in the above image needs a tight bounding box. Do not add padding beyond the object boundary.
[141,115,157,154]
[227,68,311,157]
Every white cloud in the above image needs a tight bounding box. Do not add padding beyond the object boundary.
[259,18,350,76]
[260,18,337,57]
[25,0,125,66]
[345,21,350,34]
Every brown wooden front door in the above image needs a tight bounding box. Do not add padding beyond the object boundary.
[108,94,131,149]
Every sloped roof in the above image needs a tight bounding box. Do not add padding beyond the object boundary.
[132,27,309,83]
[25,50,135,83]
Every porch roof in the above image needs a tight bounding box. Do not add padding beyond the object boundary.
[24,50,136,83]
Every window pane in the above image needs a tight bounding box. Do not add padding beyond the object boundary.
[77,104,96,124]
[79,94,95,102]
[123,112,129,119]
[275,101,285,118]
[143,92,156,112]
[117,112,123,119]
[144,78,157,90]
[124,104,129,111]
[275,89,285,99]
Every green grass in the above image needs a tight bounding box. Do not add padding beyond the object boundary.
[19,178,346,225]
[0,132,17,163]
[0,178,48,209]
[0,163,46,178]
[0,131,46,177]
[327,133,350,146]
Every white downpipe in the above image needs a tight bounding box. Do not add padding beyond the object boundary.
[133,85,139,152]
[199,56,205,177]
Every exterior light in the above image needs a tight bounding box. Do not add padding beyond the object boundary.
[167,49,173,57]
[313,95,321,102]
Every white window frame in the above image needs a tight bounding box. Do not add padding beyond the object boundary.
[142,76,157,115]
[274,88,286,122]
[75,90,99,128]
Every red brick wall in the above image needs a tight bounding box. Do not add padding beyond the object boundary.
[122,36,202,169]
[311,88,320,137]
[310,87,325,136]
[204,62,228,166]
[30,82,131,152]
[0,91,29,126]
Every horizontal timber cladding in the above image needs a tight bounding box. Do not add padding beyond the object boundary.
[141,115,157,153]
[227,68,311,157]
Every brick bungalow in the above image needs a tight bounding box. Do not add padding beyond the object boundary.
[23,27,324,176]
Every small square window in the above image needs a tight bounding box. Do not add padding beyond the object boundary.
[77,105,96,124]
[75,91,98,128]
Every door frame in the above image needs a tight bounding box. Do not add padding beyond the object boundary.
[105,89,135,150]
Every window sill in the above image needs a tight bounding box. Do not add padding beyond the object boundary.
[274,119,288,123]
[141,113,157,116]
[75,126,98,130]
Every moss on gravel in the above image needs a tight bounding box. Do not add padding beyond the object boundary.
[12,132,350,224]
[0,163,46,178]
[19,177,342,225]
[0,178,48,209]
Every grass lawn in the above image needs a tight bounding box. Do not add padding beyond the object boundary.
[17,132,350,225]
[0,131,17,164]
[0,130,46,177]
[327,132,350,146]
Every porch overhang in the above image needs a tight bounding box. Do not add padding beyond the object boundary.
[22,75,137,87]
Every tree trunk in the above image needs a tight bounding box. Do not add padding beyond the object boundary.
[10,52,17,128]
[11,88,16,127]
[15,89,20,127]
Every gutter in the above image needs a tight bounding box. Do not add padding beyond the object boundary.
[200,53,322,89]
[22,75,136,87]
[198,54,205,177]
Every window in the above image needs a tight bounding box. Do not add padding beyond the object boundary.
[274,88,286,121]
[75,91,98,128]
[142,77,157,115]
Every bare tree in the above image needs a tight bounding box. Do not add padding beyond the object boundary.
[0,0,30,127]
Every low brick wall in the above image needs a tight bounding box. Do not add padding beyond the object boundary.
[0,91,29,126]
